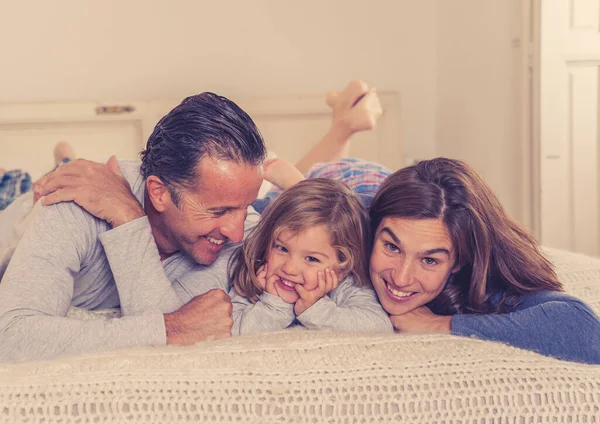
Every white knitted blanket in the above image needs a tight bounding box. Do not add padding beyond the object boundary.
[1,248,599,423]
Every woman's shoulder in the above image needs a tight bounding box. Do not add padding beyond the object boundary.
[500,289,591,311]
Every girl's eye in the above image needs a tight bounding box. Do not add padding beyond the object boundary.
[274,244,288,253]
[422,257,438,266]
[384,242,400,253]
[305,256,320,263]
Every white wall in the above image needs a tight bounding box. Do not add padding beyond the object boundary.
[0,0,526,223]
[0,0,437,164]
[435,0,525,223]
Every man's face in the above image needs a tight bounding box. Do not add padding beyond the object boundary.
[159,156,263,265]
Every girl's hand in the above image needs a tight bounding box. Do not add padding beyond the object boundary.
[389,306,452,334]
[294,268,339,316]
[255,263,280,298]
[255,264,268,289]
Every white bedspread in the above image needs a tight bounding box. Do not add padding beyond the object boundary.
[1,248,599,423]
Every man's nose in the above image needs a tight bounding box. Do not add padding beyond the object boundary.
[220,209,246,243]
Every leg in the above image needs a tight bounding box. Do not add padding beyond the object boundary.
[254,82,383,214]
[257,158,392,214]
[33,141,76,203]
[294,80,382,174]
[53,141,76,166]
[0,170,32,211]
[263,158,305,191]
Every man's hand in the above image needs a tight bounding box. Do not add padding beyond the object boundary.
[294,269,339,316]
[33,156,144,227]
[389,306,452,334]
[164,289,233,345]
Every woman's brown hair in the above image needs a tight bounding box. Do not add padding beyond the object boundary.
[229,178,370,302]
[369,157,562,315]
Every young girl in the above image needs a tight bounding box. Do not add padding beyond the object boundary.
[228,178,393,336]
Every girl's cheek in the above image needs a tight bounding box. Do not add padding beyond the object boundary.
[302,271,319,291]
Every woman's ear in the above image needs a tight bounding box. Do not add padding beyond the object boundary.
[146,176,173,212]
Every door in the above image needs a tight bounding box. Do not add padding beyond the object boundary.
[541,0,600,256]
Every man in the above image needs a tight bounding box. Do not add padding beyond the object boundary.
[0,81,380,362]
[0,92,266,362]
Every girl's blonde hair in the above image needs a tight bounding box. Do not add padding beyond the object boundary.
[229,178,369,302]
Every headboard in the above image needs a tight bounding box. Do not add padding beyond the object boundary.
[0,92,401,181]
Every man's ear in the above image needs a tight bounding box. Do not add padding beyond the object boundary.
[146,176,174,212]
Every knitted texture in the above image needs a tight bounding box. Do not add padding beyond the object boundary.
[1,248,599,423]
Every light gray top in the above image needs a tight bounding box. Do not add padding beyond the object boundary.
[0,161,251,363]
[230,276,393,335]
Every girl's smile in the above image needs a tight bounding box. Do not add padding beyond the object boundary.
[266,225,340,303]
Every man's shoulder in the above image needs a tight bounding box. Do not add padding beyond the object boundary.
[117,160,145,203]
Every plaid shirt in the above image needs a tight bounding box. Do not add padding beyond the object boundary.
[304,158,391,196]
[0,170,32,211]
[253,158,392,213]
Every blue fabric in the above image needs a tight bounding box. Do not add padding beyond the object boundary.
[452,290,600,364]
[0,170,32,211]
[0,158,71,211]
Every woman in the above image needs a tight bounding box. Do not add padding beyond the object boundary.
[367,157,600,363]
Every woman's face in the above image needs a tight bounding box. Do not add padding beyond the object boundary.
[369,217,459,316]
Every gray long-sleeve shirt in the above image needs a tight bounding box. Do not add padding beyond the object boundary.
[0,161,248,363]
[230,277,393,336]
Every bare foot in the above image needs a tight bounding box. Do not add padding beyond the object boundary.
[326,80,383,134]
[263,158,305,190]
[53,141,76,165]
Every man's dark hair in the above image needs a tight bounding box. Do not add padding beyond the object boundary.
[140,92,266,205]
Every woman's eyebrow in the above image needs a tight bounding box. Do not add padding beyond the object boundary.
[382,227,450,256]
[381,227,401,244]
[421,248,451,257]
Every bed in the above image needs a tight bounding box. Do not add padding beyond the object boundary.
[2,94,599,423]
[0,247,599,423]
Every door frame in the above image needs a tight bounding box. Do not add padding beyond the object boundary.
[522,0,542,239]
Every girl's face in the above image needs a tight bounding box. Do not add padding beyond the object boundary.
[369,217,459,316]
[266,224,341,304]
